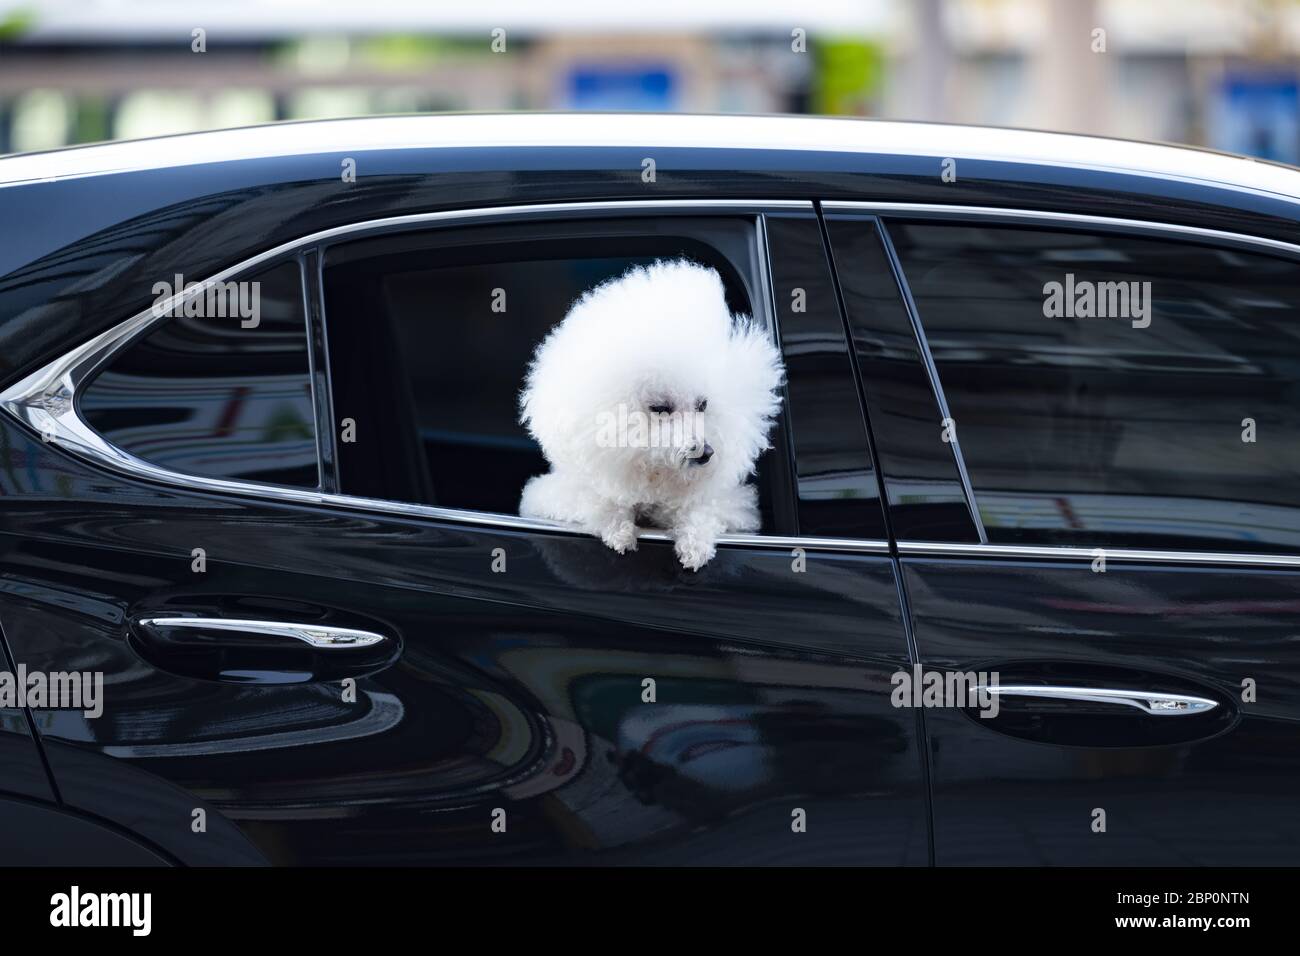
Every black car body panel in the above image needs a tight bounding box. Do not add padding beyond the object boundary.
[0,413,925,864]
[904,557,1300,865]
[1,114,1298,864]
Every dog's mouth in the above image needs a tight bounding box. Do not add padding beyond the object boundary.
[684,443,714,467]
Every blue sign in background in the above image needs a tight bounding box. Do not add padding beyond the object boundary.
[1212,71,1299,164]
[567,66,677,111]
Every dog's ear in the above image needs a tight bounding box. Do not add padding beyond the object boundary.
[709,317,786,480]
[519,356,564,456]
[728,317,786,414]
[519,343,598,466]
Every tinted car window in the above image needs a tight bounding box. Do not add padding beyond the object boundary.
[321,219,782,529]
[80,259,318,488]
[888,221,1300,552]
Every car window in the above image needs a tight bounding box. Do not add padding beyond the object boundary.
[79,258,319,488]
[887,220,1300,552]
[320,217,787,532]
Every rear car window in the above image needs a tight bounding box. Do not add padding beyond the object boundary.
[79,259,319,488]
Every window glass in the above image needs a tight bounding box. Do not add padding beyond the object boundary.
[889,221,1300,552]
[80,259,318,488]
[322,219,782,530]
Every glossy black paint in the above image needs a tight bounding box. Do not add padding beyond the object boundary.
[0,417,925,864]
[903,557,1300,864]
[0,615,55,803]
[0,796,170,865]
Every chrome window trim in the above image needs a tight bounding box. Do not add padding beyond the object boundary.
[295,254,327,491]
[821,202,1300,259]
[0,198,897,556]
[872,219,987,543]
[897,541,1300,569]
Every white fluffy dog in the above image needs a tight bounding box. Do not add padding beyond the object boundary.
[519,259,785,570]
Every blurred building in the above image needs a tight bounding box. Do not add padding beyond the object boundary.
[0,0,1297,162]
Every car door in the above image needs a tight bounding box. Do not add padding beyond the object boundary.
[0,198,929,864]
[825,202,1300,865]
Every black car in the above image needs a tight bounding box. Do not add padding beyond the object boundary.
[1,113,1299,865]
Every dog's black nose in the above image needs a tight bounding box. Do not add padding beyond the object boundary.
[695,443,714,465]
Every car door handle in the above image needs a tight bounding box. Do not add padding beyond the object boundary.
[130,615,398,683]
[137,617,388,649]
[981,684,1219,716]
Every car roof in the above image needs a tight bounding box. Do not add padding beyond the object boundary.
[2,112,1298,204]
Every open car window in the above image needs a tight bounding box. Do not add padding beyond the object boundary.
[318,216,790,533]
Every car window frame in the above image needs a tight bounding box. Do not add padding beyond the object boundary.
[823,199,1300,568]
[313,210,785,520]
[74,253,325,492]
[0,199,893,557]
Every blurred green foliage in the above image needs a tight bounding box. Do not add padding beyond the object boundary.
[814,39,884,115]
[268,34,504,73]
[0,6,35,40]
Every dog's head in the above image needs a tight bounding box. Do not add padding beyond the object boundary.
[520,259,785,497]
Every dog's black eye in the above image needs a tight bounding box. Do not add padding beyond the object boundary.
[695,398,708,412]
[649,403,673,414]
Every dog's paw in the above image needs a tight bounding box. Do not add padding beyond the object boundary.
[599,519,639,554]
[673,531,716,571]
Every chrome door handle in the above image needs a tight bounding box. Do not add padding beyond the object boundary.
[130,615,397,683]
[981,685,1219,716]
[136,617,388,649]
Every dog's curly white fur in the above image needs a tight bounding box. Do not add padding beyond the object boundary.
[519,259,785,570]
